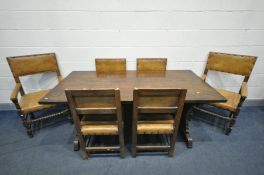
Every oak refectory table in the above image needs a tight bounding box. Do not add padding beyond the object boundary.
[39,70,226,148]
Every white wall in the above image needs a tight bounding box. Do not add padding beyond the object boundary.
[0,0,263,103]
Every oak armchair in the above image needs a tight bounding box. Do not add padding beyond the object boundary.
[194,52,257,134]
[7,53,68,137]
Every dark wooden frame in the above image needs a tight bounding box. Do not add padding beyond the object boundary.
[131,88,187,157]
[65,89,125,159]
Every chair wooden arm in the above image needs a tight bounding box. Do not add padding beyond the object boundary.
[240,82,247,98]
[10,83,21,102]
[57,75,63,82]
[201,74,207,81]
[238,82,248,107]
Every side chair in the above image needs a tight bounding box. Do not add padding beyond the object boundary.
[132,88,187,157]
[65,89,125,159]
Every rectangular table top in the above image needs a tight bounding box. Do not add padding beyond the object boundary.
[40,70,226,104]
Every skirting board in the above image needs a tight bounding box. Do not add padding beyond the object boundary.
[0,99,263,111]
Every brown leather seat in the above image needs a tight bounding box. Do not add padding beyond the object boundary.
[81,124,118,135]
[19,90,56,113]
[137,114,174,134]
[80,115,118,135]
[137,124,174,134]
[210,89,241,112]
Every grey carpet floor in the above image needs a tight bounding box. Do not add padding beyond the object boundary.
[0,106,264,175]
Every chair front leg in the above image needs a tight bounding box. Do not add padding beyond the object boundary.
[15,111,33,137]
[78,134,88,160]
[18,112,27,128]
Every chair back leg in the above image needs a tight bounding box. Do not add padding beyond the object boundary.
[77,133,89,159]
[118,124,125,158]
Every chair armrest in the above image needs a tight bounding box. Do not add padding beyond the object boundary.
[240,82,247,98]
[201,74,207,81]
[57,75,63,82]
[10,83,21,102]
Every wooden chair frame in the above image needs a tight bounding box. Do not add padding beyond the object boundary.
[194,52,257,134]
[7,53,68,137]
[65,89,125,159]
[136,58,167,72]
[132,88,187,157]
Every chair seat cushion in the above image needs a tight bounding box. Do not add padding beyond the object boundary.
[209,89,241,112]
[137,114,174,134]
[19,90,56,113]
[137,123,174,134]
[81,123,118,135]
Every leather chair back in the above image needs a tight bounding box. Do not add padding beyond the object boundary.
[7,53,61,83]
[95,59,126,73]
[205,52,257,77]
[65,89,123,125]
[137,58,167,72]
[133,88,186,121]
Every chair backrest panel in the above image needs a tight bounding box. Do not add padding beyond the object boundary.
[95,58,126,73]
[66,89,119,115]
[7,53,60,83]
[206,52,257,76]
[74,97,116,108]
[134,89,186,114]
[137,58,167,72]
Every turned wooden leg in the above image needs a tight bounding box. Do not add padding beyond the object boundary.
[26,122,33,138]
[224,110,239,135]
[25,113,34,138]
[19,113,27,128]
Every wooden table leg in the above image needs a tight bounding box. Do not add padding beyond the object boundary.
[180,103,193,148]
